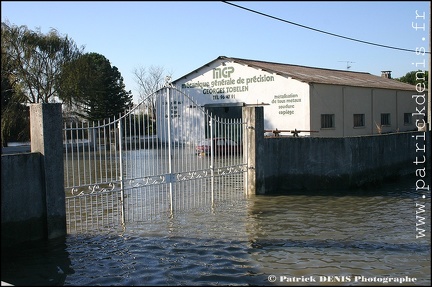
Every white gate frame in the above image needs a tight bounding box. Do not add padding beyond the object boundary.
[63,85,247,232]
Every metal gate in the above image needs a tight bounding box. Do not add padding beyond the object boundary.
[64,84,247,233]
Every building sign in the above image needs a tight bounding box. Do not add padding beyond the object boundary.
[176,61,310,131]
[272,93,302,116]
[181,66,275,101]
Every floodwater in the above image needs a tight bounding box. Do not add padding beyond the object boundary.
[1,174,430,286]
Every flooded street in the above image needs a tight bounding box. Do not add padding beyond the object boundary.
[1,174,430,286]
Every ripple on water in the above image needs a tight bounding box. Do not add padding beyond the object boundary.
[1,175,430,286]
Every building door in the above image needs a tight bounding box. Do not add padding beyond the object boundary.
[204,103,244,139]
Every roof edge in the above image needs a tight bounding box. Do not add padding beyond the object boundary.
[225,56,372,75]
[173,56,417,91]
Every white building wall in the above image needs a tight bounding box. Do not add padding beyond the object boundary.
[174,60,311,134]
[373,89,423,134]
[396,90,421,132]
[310,84,422,137]
[343,87,373,136]
[372,89,397,134]
[155,87,208,144]
[309,84,344,137]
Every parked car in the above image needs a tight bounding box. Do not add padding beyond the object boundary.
[195,138,242,156]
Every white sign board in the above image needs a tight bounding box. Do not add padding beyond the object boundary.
[174,60,311,131]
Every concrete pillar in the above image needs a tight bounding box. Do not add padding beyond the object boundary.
[243,106,265,195]
[30,103,66,239]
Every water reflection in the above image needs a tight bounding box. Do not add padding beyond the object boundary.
[1,236,74,286]
[1,175,430,286]
[245,188,431,286]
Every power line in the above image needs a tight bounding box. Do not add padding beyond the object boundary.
[221,1,430,54]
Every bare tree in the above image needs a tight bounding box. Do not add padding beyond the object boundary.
[133,65,172,119]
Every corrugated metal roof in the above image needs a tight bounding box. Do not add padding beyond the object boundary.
[176,56,416,92]
[222,56,417,91]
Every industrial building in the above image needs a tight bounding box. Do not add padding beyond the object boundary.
[158,56,425,138]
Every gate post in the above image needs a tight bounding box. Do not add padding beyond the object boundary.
[30,103,66,239]
[243,106,265,195]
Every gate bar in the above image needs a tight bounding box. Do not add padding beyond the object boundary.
[167,86,174,217]
[210,115,214,207]
[118,119,125,225]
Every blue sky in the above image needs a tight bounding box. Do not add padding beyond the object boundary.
[2,1,430,104]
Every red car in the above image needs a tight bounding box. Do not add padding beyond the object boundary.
[195,138,242,155]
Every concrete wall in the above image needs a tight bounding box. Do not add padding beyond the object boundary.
[244,106,431,195]
[1,153,46,245]
[1,103,66,248]
[260,132,430,194]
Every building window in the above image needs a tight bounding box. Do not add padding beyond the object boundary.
[404,113,412,125]
[353,114,365,128]
[381,113,391,126]
[321,114,335,129]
